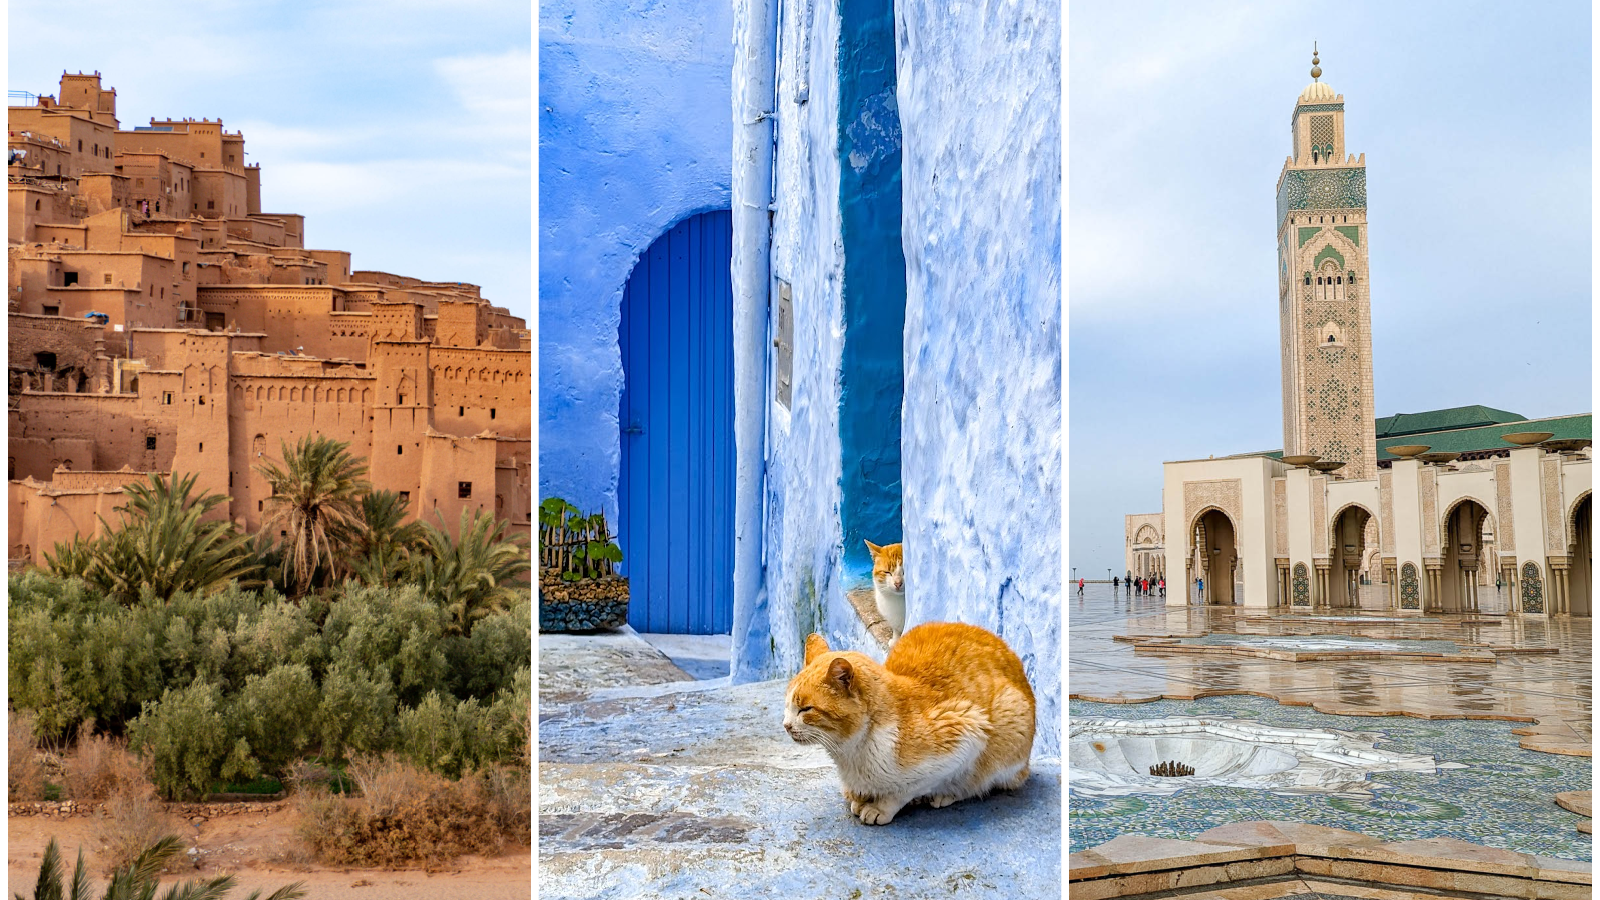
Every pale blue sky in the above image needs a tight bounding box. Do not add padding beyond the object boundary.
[1069,1,1592,574]
[9,0,531,319]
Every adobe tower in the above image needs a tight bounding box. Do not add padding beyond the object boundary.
[1275,45,1377,479]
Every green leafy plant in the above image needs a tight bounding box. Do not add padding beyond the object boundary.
[411,508,532,636]
[19,835,305,900]
[538,498,623,581]
[45,473,260,605]
[256,436,371,596]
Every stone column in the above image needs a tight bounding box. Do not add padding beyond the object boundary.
[1424,562,1443,613]
[1550,559,1571,615]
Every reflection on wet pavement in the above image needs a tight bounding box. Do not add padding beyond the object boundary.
[1069,583,1591,754]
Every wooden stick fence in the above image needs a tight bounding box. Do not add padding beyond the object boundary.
[539,517,617,579]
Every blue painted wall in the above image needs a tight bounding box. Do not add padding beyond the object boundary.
[896,0,1063,756]
[738,0,869,681]
[539,0,734,521]
[837,0,907,582]
[734,0,1062,761]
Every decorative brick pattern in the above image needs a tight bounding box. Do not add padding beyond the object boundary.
[1495,462,1516,553]
[1308,115,1336,154]
[1542,455,1563,549]
[1311,478,1327,556]
[1292,562,1310,606]
[1273,478,1287,556]
[1420,469,1438,557]
[1183,479,1243,532]
[1379,471,1395,554]
[1312,244,1346,272]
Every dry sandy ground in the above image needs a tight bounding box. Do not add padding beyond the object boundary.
[8,807,531,900]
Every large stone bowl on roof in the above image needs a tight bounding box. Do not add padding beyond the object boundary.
[1502,431,1556,447]
[1280,454,1320,467]
[1385,444,1429,459]
[1541,438,1591,454]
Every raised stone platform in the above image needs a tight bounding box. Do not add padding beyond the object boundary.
[1069,822,1591,899]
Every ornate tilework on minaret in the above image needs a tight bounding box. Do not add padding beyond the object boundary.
[1275,46,1377,480]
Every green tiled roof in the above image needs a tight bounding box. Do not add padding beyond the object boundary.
[1238,408,1590,463]
[1375,405,1526,438]
[1377,414,1591,460]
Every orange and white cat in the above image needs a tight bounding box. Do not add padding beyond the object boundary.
[864,540,906,637]
[782,622,1035,825]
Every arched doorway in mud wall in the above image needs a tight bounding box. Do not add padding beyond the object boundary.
[1440,499,1491,614]
[617,210,735,634]
[1191,509,1238,605]
[1570,494,1591,617]
[1329,504,1372,610]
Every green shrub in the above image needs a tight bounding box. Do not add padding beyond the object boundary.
[129,679,254,800]
[12,572,531,788]
[319,582,449,707]
[446,592,532,700]
[313,661,397,762]
[234,664,320,777]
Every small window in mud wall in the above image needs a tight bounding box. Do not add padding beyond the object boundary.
[162,391,173,405]
[34,352,56,371]
[63,271,78,287]
[399,491,410,505]
[458,481,472,499]
[145,435,156,450]
[42,306,58,317]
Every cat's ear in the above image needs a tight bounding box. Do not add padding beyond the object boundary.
[827,657,855,692]
[804,633,831,664]
[864,540,882,557]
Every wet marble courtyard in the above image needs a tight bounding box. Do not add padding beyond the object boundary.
[1068,583,1592,860]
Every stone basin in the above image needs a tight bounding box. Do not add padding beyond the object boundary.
[1069,716,1447,798]
[1075,735,1297,779]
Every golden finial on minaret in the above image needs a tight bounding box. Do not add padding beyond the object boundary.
[1311,42,1322,81]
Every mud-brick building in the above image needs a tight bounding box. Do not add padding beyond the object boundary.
[9,72,531,565]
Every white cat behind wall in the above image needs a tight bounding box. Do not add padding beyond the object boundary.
[865,540,905,638]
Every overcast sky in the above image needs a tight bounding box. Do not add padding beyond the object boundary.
[9,0,531,320]
[1069,0,1592,574]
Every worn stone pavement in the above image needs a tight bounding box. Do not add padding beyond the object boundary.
[538,628,1062,899]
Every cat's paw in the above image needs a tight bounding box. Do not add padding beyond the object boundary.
[856,802,898,825]
[843,790,868,816]
[927,793,961,809]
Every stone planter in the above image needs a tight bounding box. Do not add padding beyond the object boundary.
[539,567,630,632]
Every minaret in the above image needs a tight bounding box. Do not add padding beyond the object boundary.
[1275,44,1377,480]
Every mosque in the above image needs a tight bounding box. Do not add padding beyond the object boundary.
[1126,50,1591,617]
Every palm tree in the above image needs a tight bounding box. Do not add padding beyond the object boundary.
[350,490,423,586]
[255,436,370,594]
[20,835,305,900]
[412,508,531,635]
[46,474,259,605]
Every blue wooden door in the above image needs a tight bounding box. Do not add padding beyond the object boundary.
[618,210,734,634]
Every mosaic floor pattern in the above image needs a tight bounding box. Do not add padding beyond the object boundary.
[1070,584,1593,868]
[1069,695,1592,861]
